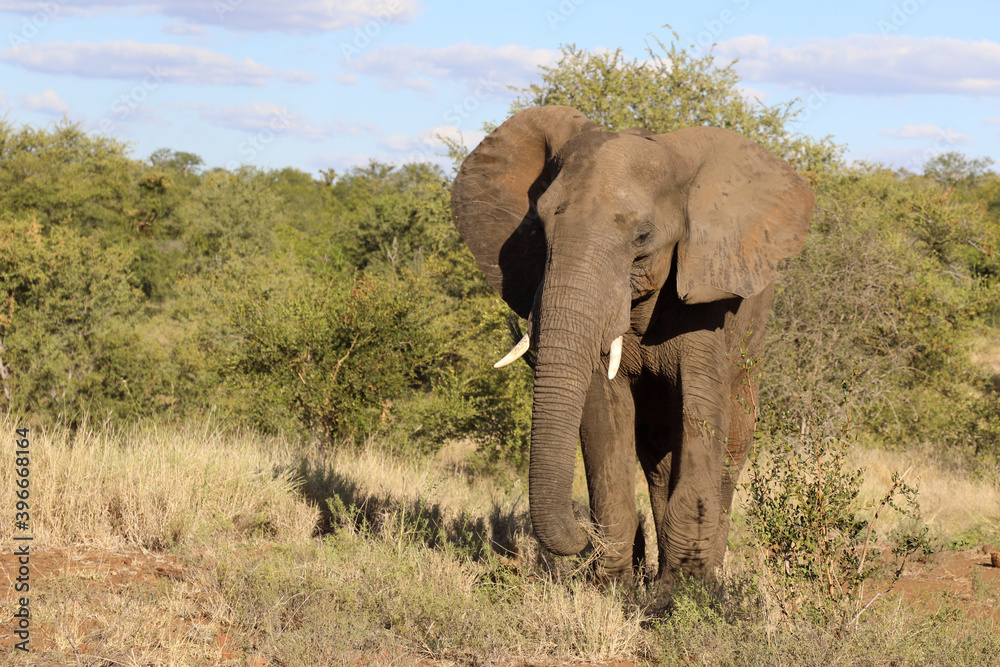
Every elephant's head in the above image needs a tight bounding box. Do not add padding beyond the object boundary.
[451,106,813,557]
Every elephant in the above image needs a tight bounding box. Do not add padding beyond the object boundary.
[451,105,813,601]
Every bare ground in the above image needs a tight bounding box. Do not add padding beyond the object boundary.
[882,546,1000,623]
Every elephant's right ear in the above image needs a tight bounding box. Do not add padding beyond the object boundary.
[451,106,599,318]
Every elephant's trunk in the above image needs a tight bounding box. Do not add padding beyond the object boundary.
[528,246,625,556]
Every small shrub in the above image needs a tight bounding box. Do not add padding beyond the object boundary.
[744,371,931,616]
[744,415,933,622]
[744,414,871,601]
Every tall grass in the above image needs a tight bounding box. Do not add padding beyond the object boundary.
[2,415,998,665]
[0,414,318,550]
[852,446,1000,546]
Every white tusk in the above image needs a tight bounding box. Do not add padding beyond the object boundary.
[608,335,623,380]
[494,333,530,368]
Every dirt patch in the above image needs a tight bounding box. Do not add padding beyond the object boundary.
[1,548,189,593]
[879,546,1000,622]
[0,547,249,665]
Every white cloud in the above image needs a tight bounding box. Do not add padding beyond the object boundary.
[0,40,316,86]
[879,124,971,145]
[347,42,558,96]
[333,73,359,85]
[310,152,377,171]
[0,0,419,34]
[90,103,167,136]
[714,35,1000,95]
[379,125,485,159]
[738,85,768,105]
[0,1,104,17]
[23,88,69,115]
[162,21,207,37]
[185,102,379,141]
[281,69,319,84]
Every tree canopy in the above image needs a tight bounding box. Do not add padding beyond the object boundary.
[509,40,843,178]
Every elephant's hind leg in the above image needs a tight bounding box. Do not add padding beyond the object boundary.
[709,380,758,566]
[579,368,639,581]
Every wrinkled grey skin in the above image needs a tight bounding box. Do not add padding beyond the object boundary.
[452,106,813,599]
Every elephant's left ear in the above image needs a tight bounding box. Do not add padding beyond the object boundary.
[661,127,813,304]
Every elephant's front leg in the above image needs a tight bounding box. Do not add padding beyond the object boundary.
[658,340,730,588]
[579,367,641,581]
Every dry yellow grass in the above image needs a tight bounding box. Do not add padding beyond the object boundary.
[0,416,318,551]
[0,418,656,664]
[329,436,524,521]
[851,446,1000,542]
[8,413,993,564]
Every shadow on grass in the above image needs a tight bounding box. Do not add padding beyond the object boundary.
[284,456,527,563]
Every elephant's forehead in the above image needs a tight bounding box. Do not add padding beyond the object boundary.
[549,134,666,213]
[560,132,669,192]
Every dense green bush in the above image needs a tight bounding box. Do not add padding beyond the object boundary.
[181,168,280,270]
[331,161,453,272]
[0,211,159,424]
[399,293,534,465]
[224,267,439,440]
[211,245,533,456]
[764,167,1000,459]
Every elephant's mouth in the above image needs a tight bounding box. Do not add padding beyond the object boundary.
[494,311,625,380]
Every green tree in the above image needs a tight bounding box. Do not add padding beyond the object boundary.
[148,148,204,177]
[331,161,455,274]
[923,151,995,190]
[0,212,159,425]
[181,167,279,270]
[265,167,341,266]
[0,119,136,233]
[510,39,842,178]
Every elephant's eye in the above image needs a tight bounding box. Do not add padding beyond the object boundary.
[633,226,653,247]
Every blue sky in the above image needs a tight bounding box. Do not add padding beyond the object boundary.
[1,0,999,177]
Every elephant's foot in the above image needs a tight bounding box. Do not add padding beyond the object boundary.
[593,561,632,586]
[645,565,724,617]
[592,518,647,586]
[643,577,675,617]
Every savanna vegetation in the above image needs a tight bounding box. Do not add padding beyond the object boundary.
[2,39,999,665]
